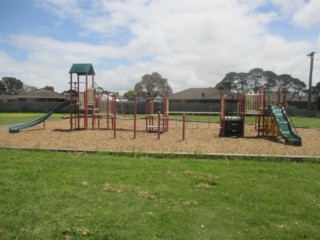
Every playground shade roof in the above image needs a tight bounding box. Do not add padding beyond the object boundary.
[69,64,95,75]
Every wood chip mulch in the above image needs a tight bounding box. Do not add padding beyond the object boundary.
[1,118,319,158]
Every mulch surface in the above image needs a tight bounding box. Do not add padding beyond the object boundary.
[1,118,319,157]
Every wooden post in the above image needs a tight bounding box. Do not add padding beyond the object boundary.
[146,97,149,132]
[85,74,88,129]
[113,94,116,138]
[134,94,137,139]
[283,87,287,108]
[69,73,73,130]
[157,112,160,140]
[182,114,186,140]
[77,74,80,129]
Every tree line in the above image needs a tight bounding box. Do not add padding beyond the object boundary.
[123,72,173,99]
[0,77,54,95]
[215,68,308,95]
[1,68,319,98]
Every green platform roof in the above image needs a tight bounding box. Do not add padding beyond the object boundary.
[69,63,95,75]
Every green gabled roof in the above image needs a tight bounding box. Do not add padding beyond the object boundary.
[69,63,95,75]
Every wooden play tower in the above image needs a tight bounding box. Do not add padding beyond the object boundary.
[68,63,96,130]
[220,88,287,138]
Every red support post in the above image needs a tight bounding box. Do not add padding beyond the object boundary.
[146,97,149,132]
[219,94,226,137]
[157,111,160,140]
[242,93,246,137]
[164,96,169,131]
[107,94,110,130]
[77,74,80,129]
[92,74,94,88]
[182,114,186,140]
[69,73,73,130]
[134,94,137,139]
[84,74,88,129]
[283,87,286,107]
[145,115,148,132]
[113,94,116,138]
[92,104,95,130]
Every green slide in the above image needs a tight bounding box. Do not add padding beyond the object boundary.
[9,100,72,133]
[271,105,302,146]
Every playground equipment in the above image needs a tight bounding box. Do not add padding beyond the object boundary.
[219,88,302,146]
[68,63,170,139]
[69,63,96,130]
[9,100,73,133]
[270,105,302,146]
[8,63,301,146]
[219,93,245,137]
[145,97,169,135]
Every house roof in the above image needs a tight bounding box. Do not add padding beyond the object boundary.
[170,88,227,100]
[0,95,18,102]
[170,88,318,102]
[286,93,317,102]
[16,90,67,99]
[69,63,95,75]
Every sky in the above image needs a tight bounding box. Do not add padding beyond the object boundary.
[0,0,319,94]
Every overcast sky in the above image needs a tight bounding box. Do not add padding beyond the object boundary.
[0,0,319,93]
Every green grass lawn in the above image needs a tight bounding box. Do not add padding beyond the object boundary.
[1,113,319,128]
[0,113,66,126]
[0,149,319,240]
[289,116,320,128]
[242,116,320,128]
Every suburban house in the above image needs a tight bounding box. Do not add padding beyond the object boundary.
[14,90,67,102]
[169,87,317,113]
[0,95,18,102]
[285,93,318,109]
[0,90,67,102]
[0,90,68,112]
[169,88,235,113]
[170,88,228,103]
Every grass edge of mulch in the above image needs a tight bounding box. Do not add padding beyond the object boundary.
[1,146,319,163]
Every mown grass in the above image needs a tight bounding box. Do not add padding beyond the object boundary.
[289,116,320,128]
[0,148,319,240]
[0,113,66,126]
[1,113,319,128]
[242,116,320,128]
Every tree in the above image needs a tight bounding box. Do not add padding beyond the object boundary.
[215,68,306,95]
[43,85,54,92]
[0,81,6,94]
[134,72,173,97]
[123,90,147,100]
[235,72,248,92]
[220,72,237,92]
[263,71,278,90]
[62,89,78,97]
[2,77,23,94]
[215,83,225,91]
[291,78,306,95]
[248,68,263,93]
[278,74,292,90]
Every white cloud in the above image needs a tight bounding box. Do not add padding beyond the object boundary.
[270,0,304,15]
[0,0,316,93]
[292,0,320,27]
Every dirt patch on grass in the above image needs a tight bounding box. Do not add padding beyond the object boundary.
[0,118,319,157]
